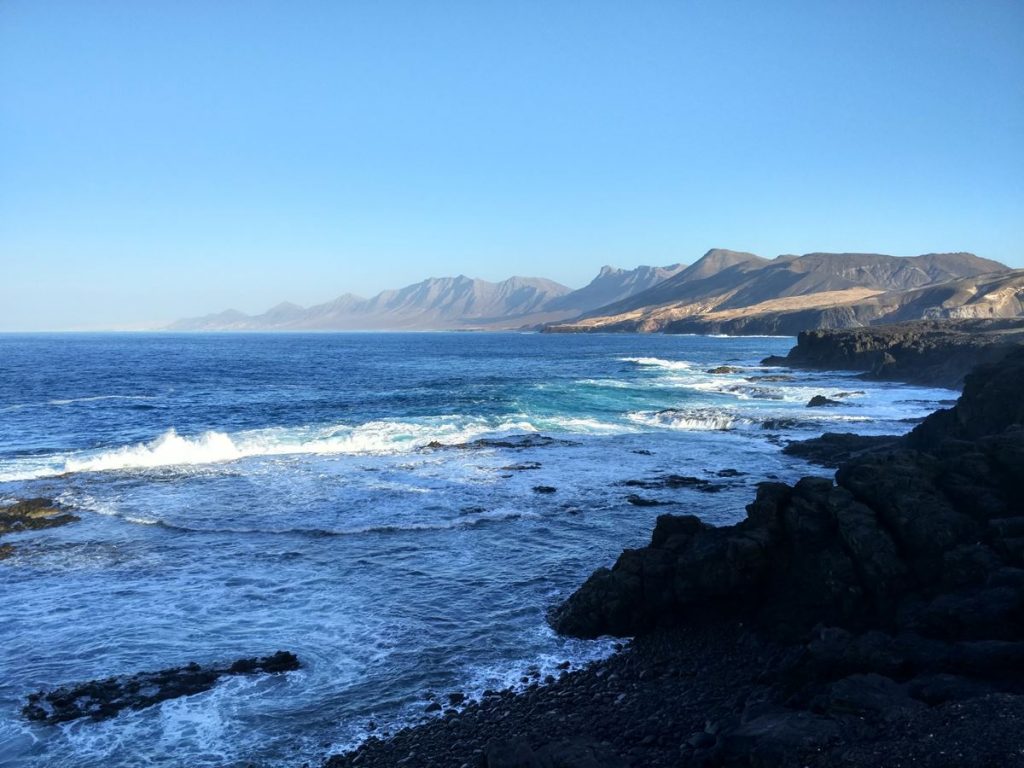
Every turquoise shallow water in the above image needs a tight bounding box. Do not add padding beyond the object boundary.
[0,333,955,767]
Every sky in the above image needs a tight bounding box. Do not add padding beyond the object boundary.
[1,1,1022,330]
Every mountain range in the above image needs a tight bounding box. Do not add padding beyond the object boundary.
[167,264,685,331]
[546,250,1019,335]
[168,250,1021,334]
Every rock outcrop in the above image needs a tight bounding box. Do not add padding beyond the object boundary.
[549,347,1024,765]
[23,651,300,724]
[0,498,80,559]
[0,498,79,536]
[761,318,1024,387]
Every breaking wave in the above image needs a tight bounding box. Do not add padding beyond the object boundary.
[619,357,694,371]
[628,407,745,431]
[2,417,543,480]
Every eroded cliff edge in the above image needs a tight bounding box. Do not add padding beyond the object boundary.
[761,317,1024,388]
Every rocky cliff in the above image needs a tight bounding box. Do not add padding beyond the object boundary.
[762,317,1024,387]
[548,346,1024,765]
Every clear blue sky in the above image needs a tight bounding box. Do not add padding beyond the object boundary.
[2,1,1022,330]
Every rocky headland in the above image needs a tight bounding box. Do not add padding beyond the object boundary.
[326,334,1024,767]
[762,318,1024,388]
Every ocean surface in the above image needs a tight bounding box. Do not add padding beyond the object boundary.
[0,333,956,768]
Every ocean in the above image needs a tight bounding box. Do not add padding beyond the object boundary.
[0,332,955,767]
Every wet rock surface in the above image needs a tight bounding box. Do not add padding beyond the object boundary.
[327,347,1024,767]
[806,395,842,407]
[23,651,300,724]
[425,434,578,451]
[0,498,79,536]
[620,475,726,493]
[0,498,80,559]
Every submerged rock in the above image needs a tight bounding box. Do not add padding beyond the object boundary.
[23,651,300,724]
[424,434,576,451]
[620,475,725,493]
[625,494,673,507]
[0,498,80,560]
[806,395,842,407]
[0,498,79,536]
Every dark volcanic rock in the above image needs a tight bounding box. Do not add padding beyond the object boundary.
[424,434,576,451]
[555,350,1024,640]
[543,347,1024,765]
[620,475,725,493]
[23,651,300,724]
[762,318,1024,388]
[625,494,674,507]
[783,432,898,467]
[0,498,80,559]
[485,736,628,768]
[0,498,79,536]
[806,395,842,407]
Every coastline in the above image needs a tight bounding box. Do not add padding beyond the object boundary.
[326,322,1024,768]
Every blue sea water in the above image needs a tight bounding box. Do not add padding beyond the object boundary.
[0,333,955,767]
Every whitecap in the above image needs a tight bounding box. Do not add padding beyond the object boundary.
[628,408,744,431]
[0,416,545,480]
[618,356,694,371]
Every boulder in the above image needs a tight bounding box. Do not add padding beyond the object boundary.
[806,395,842,408]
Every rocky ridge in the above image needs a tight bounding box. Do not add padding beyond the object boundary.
[544,251,1017,335]
[168,264,685,332]
[762,318,1024,387]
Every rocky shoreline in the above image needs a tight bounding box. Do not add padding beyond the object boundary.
[326,330,1024,768]
[761,318,1024,388]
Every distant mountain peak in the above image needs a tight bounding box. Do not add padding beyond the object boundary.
[546,250,1015,335]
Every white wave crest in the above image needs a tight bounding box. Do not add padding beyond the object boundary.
[0,416,551,480]
[65,429,242,473]
[628,408,743,431]
[619,357,694,371]
[532,416,634,434]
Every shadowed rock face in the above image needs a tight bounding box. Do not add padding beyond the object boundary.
[543,348,1024,766]
[22,651,300,724]
[762,318,1024,388]
[552,348,1024,641]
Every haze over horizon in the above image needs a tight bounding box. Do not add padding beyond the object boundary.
[2,1,1023,331]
